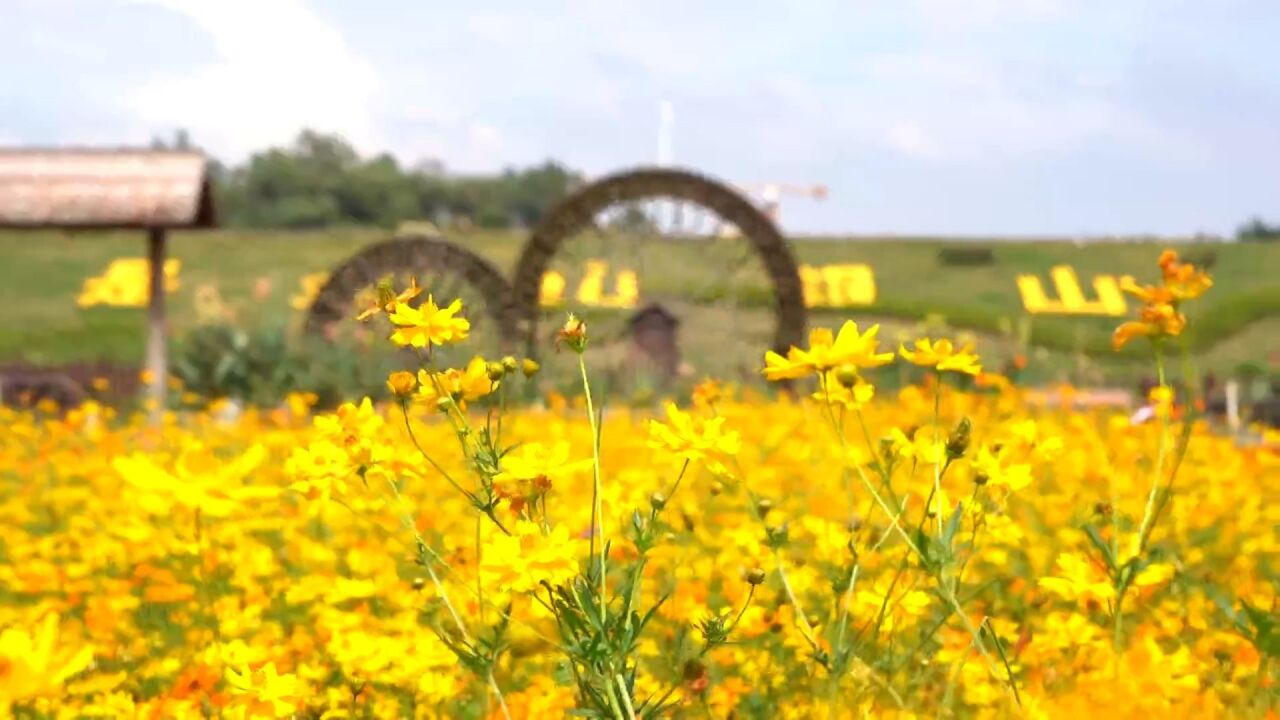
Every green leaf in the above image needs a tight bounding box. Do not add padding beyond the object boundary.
[1082,523,1117,572]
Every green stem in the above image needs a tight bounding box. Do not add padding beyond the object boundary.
[1118,346,1171,647]
[603,678,628,720]
[400,403,476,505]
[615,674,638,720]
[476,513,485,628]
[834,393,1015,705]
[932,372,944,538]
[579,353,607,623]
[384,476,511,719]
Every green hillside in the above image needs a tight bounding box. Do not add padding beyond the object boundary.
[1,228,1277,387]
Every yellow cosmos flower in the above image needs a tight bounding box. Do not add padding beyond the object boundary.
[1038,552,1115,604]
[493,441,593,484]
[480,520,580,594]
[356,276,422,322]
[387,294,470,348]
[114,444,270,517]
[899,338,982,375]
[971,444,1033,491]
[224,662,301,718]
[0,613,94,703]
[887,427,945,465]
[1113,249,1211,351]
[648,403,742,476]
[1157,249,1213,301]
[1112,301,1187,350]
[763,321,894,381]
[416,357,498,408]
[812,370,875,409]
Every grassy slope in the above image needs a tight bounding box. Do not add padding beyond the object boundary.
[1,229,1277,382]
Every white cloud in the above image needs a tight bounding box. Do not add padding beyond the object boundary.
[127,0,378,160]
[842,51,1191,162]
[885,121,939,159]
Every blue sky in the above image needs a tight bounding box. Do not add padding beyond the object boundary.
[4,0,1280,235]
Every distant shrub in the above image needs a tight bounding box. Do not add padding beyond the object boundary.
[172,323,391,408]
[1183,249,1218,269]
[937,247,995,266]
[1236,216,1280,242]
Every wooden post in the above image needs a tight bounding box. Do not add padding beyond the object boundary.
[145,227,167,424]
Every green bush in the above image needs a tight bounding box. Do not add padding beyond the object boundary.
[937,247,996,267]
[172,324,393,408]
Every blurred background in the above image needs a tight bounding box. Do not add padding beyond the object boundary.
[2,0,1279,422]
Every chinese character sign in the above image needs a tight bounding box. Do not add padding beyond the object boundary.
[800,263,876,307]
[540,260,638,308]
[535,259,1135,317]
[1017,265,1129,316]
[78,258,181,309]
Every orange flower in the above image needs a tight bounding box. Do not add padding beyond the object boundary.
[1157,250,1213,300]
[1112,302,1187,350]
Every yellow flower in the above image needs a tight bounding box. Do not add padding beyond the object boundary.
[416,357,499,408]
[812,370,875,409]
[386,371,417,398]
[224,662,301,718]
[887,427,945,465]
[1113,250,1210,351]
[290,271,331,312]
[356,276,422,322]
[763,321,895,381]
[0,613,94,703]
[1038,552,1115,604]
[286,439,361,506]
[898,338,982,375]
[114,444,270,517]
[480,521,581,594]
[971,444,1032,491]
[648,403,742,476]
[493,441,593,484]
[387,294,470,348]
[1112,301,1187,350]
[1158,249,1213,300]
[691,379,724,408]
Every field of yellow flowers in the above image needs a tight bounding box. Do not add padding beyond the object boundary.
[1,251,1277,718]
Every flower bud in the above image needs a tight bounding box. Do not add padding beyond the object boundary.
[744,567,767,586]
[502,355,519,372]
[556,314,588,353]
[386,371,417,398]
[946,417,971,460]
[485,361,506,382]
[650,492,667,511]
[756,498,774,517]
[834,364,859,389]
[521,358,541,378]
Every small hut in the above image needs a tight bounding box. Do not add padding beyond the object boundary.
[626,303,681,385]
[0,149,217,420]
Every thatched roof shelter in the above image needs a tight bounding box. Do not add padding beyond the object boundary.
[0,148,218,419]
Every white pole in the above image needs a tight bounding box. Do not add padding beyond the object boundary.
[1226,379,1240,432]
[146,228,168,425]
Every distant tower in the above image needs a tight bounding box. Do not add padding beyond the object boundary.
[658,99,674,166]
[656,100,677,230]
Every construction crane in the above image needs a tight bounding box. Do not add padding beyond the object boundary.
[732,183,829,224]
